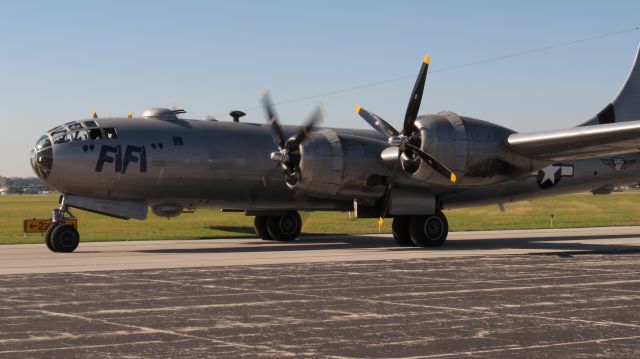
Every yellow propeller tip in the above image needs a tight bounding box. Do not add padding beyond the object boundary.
[378,217,384,226]
[355,105,362,113]
[450,173,457,183]
[423,55,431,64]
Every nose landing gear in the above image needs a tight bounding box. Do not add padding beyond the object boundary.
[45,198,80,253]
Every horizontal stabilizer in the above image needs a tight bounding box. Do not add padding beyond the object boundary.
[508,120,640,161]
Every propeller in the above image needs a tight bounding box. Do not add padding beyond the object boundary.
[356,55,456,220]
[261,91,325,188]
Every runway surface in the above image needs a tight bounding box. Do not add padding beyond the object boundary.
[2,226,640,275]
[2,227,640,357]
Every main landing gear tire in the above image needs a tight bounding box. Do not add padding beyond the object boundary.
[50,224,80,253]
[409,211,448,248]
[253,216,272,241]
[45,223,60,252]
[266,211,302,241]
[392,216,414,246]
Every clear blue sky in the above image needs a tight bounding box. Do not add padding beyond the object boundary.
[1,0,639,177]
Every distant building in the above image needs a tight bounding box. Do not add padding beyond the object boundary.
[0,187,7,195]
[22,186,44,194]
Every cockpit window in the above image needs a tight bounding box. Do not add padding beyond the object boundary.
[32,136,53,180]
[35,135,51,150]
[103,128,118,139]
[74,129,89,141]
[89,128,103,140]
[52,132,67,145]
[83,120,98,128]
[48,126,66,136]
[66,122,83,131]
[64,130,89,142]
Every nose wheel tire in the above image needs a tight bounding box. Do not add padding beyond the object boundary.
[254,216,273,240]
[266,211,302,241]
[409,211,448,248]
[50,224,80,253]
[392,216,414,246]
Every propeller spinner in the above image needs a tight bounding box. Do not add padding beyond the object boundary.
[356,55,456,219]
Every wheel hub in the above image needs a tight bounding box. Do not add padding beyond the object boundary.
[424,217,444,239]
[279,215,298,235]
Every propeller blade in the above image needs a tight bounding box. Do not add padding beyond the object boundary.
[402,55,430,134]
[261,91,286,149]
[356,106,399,138]
[286,105,325,150]
[405,143,457,183]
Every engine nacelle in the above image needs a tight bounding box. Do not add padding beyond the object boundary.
[294,129,390,201]
[409,112,537,187]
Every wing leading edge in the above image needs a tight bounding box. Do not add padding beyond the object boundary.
[507,120,640,161]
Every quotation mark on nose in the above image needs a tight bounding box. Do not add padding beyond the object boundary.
[82,144,96,153]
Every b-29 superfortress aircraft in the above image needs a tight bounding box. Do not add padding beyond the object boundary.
[30,44,640,252]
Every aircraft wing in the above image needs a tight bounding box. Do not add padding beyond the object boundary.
[507,120,640,162]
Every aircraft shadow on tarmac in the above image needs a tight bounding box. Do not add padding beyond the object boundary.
[137,232,640,256]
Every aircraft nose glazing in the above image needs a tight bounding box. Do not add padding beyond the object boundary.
[30,134,53,180]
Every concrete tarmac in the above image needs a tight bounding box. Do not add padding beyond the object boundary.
[2,227,640,358]
[2,226,640,275]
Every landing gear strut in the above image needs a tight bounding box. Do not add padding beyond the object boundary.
[46,197,80,253]
[253,211,302,241]
[392,211,449,248]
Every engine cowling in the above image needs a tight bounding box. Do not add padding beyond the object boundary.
[293,129,390,201]
[407,111,537,187]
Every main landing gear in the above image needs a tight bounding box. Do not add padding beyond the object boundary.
[45,199,80,253]
[391,211,448,248]
[253,211,302,241]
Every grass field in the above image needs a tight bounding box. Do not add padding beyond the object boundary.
[2,192,640,245]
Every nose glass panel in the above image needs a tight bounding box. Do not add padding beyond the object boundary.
[31,135,53,180]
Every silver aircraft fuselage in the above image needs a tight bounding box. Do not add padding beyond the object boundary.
[32,116,640,214]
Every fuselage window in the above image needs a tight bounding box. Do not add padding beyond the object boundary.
[89,129,103,140]
[173,136,183,146]
[103,128,118,139]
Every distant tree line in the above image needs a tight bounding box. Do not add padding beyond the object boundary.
[6,185,24,194]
